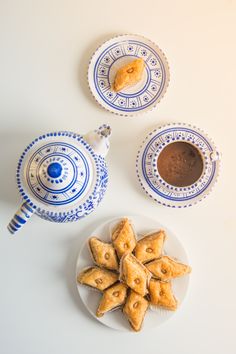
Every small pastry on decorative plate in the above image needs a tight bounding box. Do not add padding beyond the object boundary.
[89,237,119,271]
[134,230,166,264]
[113,58,145,92]
[96,282,128,317]
[146,256,191,281]
[112,218,137,258]
[77,266,118,291]
[149,278,177,310]
[123,290,149,332]
[120,253,151,296]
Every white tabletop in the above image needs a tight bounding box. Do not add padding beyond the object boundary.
[0,1,236,353]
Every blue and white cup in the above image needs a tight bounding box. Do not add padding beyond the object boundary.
[136,123,220,208]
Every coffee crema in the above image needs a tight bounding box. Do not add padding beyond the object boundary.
[157,142,203,187]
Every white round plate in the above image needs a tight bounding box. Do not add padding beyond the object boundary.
[76,215,190,331]
[88,34,170,116]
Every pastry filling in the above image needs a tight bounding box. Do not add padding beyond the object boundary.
[95,278,103,284]
[113,291,120,297]
[127,68,134,73]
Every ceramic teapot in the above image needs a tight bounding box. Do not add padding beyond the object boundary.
[8,124,111,234]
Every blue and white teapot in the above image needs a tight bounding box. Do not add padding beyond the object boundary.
[8,125,111,234]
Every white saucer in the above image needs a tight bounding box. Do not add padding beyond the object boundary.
[136,123,220,208]
[88,34,170,116]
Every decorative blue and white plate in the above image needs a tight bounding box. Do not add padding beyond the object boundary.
[136,123,220,208]
[88,34,170,116]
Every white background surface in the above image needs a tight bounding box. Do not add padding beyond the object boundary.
[0,1,236,354]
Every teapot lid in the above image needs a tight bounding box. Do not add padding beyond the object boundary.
[16,132,102,211]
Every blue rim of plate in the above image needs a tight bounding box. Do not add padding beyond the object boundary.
[88,34,170,116]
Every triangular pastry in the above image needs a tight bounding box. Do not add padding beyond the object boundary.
[146,256,191,281]
[112,218,137,258]
[134,230,166,264]
[77,266,118,291]
[123,290,149,331]
[89,237,119,271]
[96,282,128,317]
[149,279,177,310]
[120,253,151,296]
[113,58,145,92]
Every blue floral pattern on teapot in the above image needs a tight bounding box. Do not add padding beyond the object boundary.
[8,125,111,234]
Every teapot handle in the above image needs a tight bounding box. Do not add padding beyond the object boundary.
[209,150,220,162]
[7,202,35,235]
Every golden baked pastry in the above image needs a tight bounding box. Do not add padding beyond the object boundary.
[120,253,151,296]
[78,220,192,332]
[112,218,136,258]
[96,282,128,317]
[123,290,149,331]
[134,230,166,264]
[89,237,119,271]
[77,267,118,291]
[149,279,177,310]
[113,58,145,92]
[146,256,191,281]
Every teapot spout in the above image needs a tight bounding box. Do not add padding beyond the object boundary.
[84,124,112,158]
[7,202,34,235]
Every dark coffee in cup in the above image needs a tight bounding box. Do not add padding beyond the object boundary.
[157,142,203,187]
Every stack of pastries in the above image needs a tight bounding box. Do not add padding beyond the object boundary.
[77,218,191,332]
